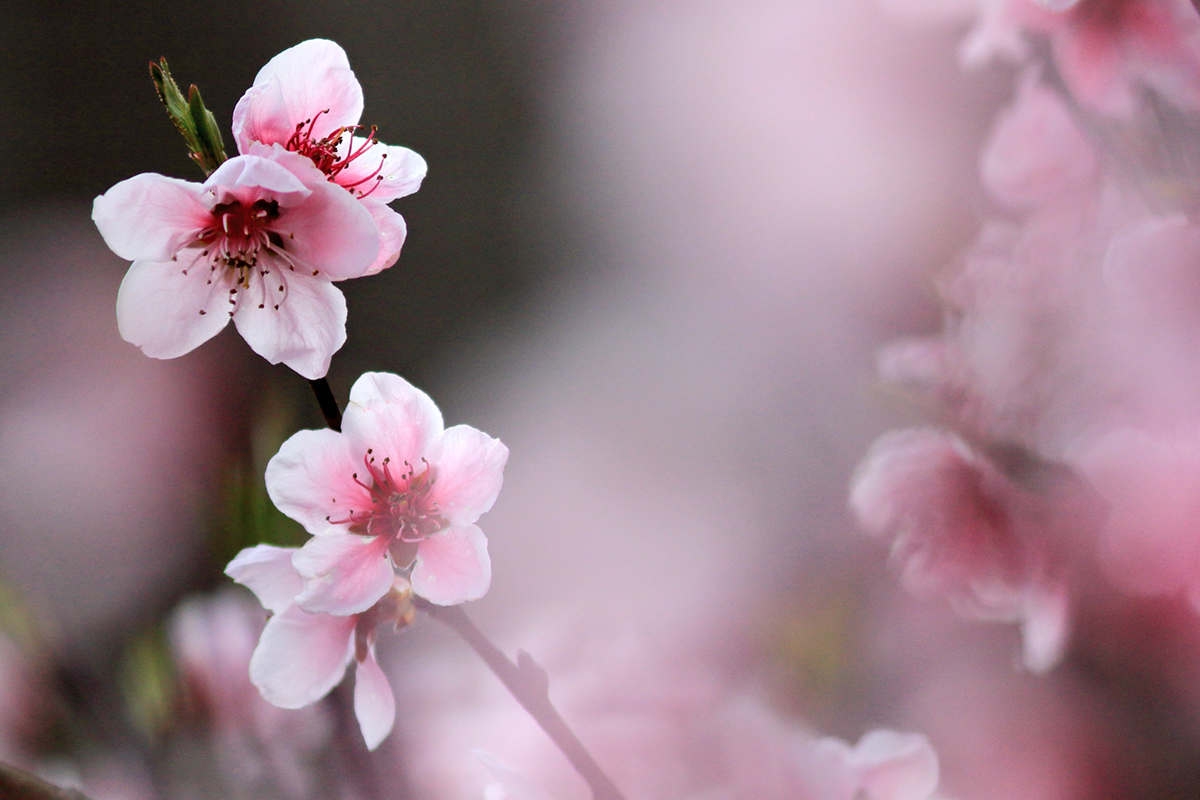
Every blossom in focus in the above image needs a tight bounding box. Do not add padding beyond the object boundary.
[232,39,427,275]
[225,544,413,750]
[266,371,508,611]
[93,145,379,379]
[850,428,1072,672]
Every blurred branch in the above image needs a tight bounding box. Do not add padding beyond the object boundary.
[416,599,628,800]
[0,762,92,800]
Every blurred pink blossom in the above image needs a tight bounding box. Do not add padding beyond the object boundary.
[232,38,427,275]
[167,590,332,796]
[851,428,1071,671]
[93,145,379,379]
[267,371,507,611]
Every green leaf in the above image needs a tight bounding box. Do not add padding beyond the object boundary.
[149,58,227,176]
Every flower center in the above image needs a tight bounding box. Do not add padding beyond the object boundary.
[334,450,447,544]
[285,109,388,198]
[199,199,281,271]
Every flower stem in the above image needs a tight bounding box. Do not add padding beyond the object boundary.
[415,599,628,800]
[308,378,343,431]
[309,377,625,799]
[0,761,94,800]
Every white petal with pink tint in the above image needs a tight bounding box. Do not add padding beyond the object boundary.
[848,730,940,800]
[206,151,311,203]
[262,150,380,280]
[294,533,395,615]
[412,524,491,605]
[250,604,355,708]
[225,544,304,614]
[232,39,364,152]
[116,255,231,359]
[343,372,445,468]
[92,173,210,261]
[353,649,396,751]
[336,142,428,203]
[232,271,347,380]
[430,425,509,527]
[362,201,408,276]
[266,428,368,532]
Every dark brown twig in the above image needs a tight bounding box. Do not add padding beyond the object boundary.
[308,377,343,431]
[0,762,93,800]
[416,599,627,800]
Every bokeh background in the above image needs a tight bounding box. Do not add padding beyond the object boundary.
[0,2,1125,799]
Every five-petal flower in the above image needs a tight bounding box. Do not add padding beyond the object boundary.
[266,371,508,612]
[232,39,427,275]
[93,145,380,379]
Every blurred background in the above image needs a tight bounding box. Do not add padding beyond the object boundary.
[0,2,1130,799]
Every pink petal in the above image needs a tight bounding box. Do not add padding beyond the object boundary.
[272,171,380,280]
[354,649,396,751]
[362,201,407,276]
[429,424,509,527]
[232,272,347,380]
[342,372,445,468]
[116,254,231,360]
[225,544,304,614]
[205,154,311,206]
[1019,582,1070,673]
[293,533,395,615]
[249,603,355,708]
[411,524,491,605]
[232,39,364,152]
[335,142,428,203]
[848,730,939,800]
[981,72,1096,208]
[266,428,368,533]
[93,173,209,261]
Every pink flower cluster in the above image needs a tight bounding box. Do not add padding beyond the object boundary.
[228,372,507,749]
[855,0,1200,669]
[93,40,425,379]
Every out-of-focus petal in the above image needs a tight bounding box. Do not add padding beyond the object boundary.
[343,372,445,468]
[250,604,355,709]
[266,428,368,533]
[294,533,395,615]
[848,730,940,800]
[116,254,230,359]
[92,173,209,261]
[353,649,396,751]
[429,425,509,527]
[232,273,347,380]
[232,39,364,152]
[411,524,491,605]
[1020,582,1071,673]
[981,73,1096,208]
[225,544,304,614]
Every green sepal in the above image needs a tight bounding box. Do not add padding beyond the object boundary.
[149,58,227,177]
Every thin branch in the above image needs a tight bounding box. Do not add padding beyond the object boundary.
[0,762,93,800]
[416,599,628,800]
[308,377,343,431]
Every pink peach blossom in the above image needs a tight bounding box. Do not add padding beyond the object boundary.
[266,371,507,612]
[851,428,1071,671]
[232,39,427,275]
[93,145,379,379]
[225,543,412,750]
